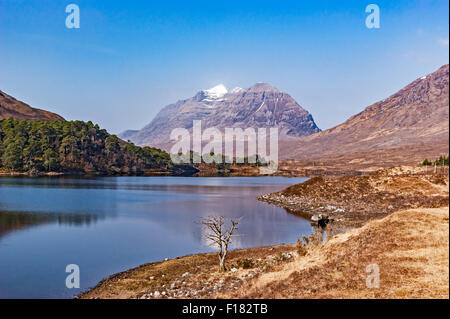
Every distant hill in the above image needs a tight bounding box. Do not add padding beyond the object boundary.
[0,90,64,121]
[119,129,140,141]
[280,64,449,167]
[120,83,320,149]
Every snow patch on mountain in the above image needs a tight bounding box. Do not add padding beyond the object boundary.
[204,84,228,100]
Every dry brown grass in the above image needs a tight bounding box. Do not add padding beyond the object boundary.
[220,207,449,299]
[259,169,449,227]
[79,244,297,299]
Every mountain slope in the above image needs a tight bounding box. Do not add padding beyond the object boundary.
[0,90,64,121]
[120,83,320,149]
[202,83,320,137]
[281,64,449,162]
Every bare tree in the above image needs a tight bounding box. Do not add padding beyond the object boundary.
[200,216,240,272]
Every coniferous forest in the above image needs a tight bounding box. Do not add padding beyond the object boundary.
[0,119,192,175]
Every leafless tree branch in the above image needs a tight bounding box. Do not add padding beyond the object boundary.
[199,216,241,271]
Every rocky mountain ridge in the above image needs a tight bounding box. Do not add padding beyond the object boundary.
[120,83,321,149]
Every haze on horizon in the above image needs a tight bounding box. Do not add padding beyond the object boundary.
[0,0,448,134]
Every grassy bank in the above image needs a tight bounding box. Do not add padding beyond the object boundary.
[78,244,298,299]
[222,207,449,299]
[259,166,449,227]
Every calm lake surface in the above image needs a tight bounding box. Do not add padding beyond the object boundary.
[0,176,310,298]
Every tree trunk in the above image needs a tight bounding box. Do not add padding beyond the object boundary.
[219,256,226,272]
[218,249,227,272]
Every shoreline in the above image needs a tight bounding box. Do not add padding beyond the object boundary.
[80,166,449,299]
[80,206,450,299]
[0,171,309,178]
[0,171,181,177]
[258,166,449,227]
[78,244,299,299]
[0,168,191,177]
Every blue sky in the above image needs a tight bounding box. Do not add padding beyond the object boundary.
[0,0,448,134]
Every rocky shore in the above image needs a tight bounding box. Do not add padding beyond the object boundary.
[258,166,449,227]
[78,244,299,299]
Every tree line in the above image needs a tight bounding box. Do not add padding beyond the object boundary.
[0,119,176,175]
[422,155,449,166]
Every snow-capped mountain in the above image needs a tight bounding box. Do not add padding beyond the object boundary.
[120,83,321,150]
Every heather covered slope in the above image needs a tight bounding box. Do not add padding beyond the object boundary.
[281,64,449,163]
[223,206,449,299]
[0,90,64,121]
[259,166,449,226]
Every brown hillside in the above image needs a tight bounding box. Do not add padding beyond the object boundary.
[280,65,449,166]
[0,90,64,121]
[223,207,449,299]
